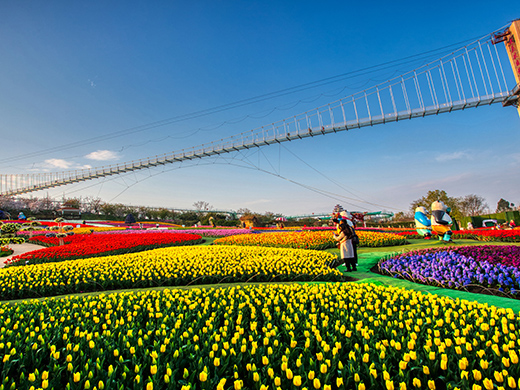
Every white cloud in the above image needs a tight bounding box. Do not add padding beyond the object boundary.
[85,150,120,161]
[435,151,471,162]
[39,160,93,172]
[44,158,74,169]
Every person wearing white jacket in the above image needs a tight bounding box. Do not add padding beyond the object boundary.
[332,218,357,271]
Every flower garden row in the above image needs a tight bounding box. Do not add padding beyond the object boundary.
[1,282,519,390]
[17,226,252,237]
[396,229,520,242]
[378,245,520,295]
[94,228,252,238]
[0,245,12,257]
[2,220,520,389]
[5,232,203,267]
[0,245,343,300]
[213,230,408,249]
[4,230,409,267]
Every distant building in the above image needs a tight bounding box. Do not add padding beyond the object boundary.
[55,207,81,220]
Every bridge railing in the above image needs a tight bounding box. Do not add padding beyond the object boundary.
[1,34,517,196]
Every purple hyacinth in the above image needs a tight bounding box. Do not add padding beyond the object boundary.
[379,245,520,293]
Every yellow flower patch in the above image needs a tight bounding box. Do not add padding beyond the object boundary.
[214,230,407,249]
[0,283,518,389]
[0,246,342,300]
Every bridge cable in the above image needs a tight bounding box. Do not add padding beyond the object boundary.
[0,32,498,166]
[39,151,403,212]
[279,143,387,208]
[227,149,400,211]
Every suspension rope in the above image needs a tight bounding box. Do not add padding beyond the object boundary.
[1,32,516,196]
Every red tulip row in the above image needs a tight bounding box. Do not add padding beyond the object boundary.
[5,232,203,266]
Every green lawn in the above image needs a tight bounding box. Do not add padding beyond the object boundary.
[326,239,520,311]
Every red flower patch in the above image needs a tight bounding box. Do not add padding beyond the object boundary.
[6,232,202,266]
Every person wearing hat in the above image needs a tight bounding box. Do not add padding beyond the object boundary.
[332,218,357,271]
[339,210,359,268]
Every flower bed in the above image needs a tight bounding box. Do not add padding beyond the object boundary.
[0,245,12,257]
[397,229,520,242]
[5,232,203,267]
[0,282,518,390]
[93,220,181,228]
[17,226,125,237]
[378,245,520,294]
[214,230,408,249]
[0,246,342,300]
[359,231,409,247]
[4,220,93,228]
[96,228,251,237]
[0,237,25,245]
[73,226,126,234]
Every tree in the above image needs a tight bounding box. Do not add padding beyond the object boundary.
[193,201,212,213]
[100,203,132,218]
[125,214,136,225]
[25,197,44,213]
[62,197,81,209]
[82,196,103,214]
[0,196,17,212]
[256,211,278,227]
[176,211,198,226]
[39,195,57,211]
[458,194,488,216]
[393,211,413,222]
[497,198,513,213]
[157,208,174,220]
[236,208,252,216]
[410,190,461,220]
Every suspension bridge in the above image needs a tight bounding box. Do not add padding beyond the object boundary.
[1,20,520,197]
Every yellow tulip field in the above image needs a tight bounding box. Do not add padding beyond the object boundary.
[0,283,518,390]
[214,230,407,249]
[0,246,342,300]
[0,227,514,389]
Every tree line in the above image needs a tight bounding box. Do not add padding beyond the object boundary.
[393,190,517,222]
[0,196,292,227]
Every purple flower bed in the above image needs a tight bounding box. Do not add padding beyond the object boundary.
[378,245,520,294]
[301,226,335,230]
[96,228,250,237]
[18,230,48,236]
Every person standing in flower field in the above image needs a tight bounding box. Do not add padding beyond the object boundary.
[340,210,359,267]
[332,218,357,271]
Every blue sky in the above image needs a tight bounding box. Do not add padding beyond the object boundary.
[0,1,519,216]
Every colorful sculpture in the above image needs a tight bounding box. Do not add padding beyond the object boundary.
[430,200,453,242]
[414,206,432,239]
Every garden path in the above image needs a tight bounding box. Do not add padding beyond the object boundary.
[1,243,44,268]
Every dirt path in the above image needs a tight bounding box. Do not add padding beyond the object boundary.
[1,243,44,268]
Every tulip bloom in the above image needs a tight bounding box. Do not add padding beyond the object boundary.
[473,370,482,381]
